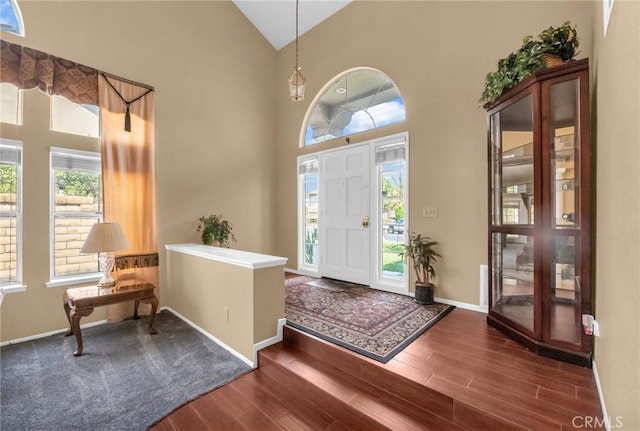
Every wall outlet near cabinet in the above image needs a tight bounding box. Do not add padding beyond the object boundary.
[422,207,438,218]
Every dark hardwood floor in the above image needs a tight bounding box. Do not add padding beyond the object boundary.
[151,304,603,431]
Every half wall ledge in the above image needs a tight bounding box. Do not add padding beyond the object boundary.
[165,243,288,367]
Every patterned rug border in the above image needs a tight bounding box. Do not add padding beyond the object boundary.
[285,277,455,364]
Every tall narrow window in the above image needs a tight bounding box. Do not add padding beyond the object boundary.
[377,141,406,282]
[50,96,100,138]
[298,157,319,270]
[50,147,102,283]
[0,139,22,288]
[0,82,23,125]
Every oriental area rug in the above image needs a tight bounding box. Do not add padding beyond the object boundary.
[285,276,454,363]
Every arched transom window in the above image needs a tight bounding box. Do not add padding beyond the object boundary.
[303,68,406,147]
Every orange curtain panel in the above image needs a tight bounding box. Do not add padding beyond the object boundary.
[98,74,157,321]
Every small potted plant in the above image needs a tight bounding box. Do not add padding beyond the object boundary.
[400,232,441,305]
[197,214,236,247]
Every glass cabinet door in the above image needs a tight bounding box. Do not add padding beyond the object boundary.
[490,95,535,227]
[549,79,580,229]
[550,235,581,345]
[490,94,536,334]
[546,77,583,348]
[492,233,535,331]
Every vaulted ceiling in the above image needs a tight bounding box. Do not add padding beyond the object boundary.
[232,0,351,51]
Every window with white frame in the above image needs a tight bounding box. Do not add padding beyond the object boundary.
[0,82,23,125]
[50,147,102,281]
[0,139,22,288]
[50,95,100,138]
[376,141,406,281]
[298,157,319,269]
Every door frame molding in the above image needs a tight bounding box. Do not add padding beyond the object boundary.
[296,132,409,295]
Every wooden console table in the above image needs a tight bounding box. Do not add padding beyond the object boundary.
[63,283,158,356]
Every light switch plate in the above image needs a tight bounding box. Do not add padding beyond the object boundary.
[423,207,438,218]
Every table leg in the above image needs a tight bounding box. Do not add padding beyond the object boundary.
[63,299,73,336]
[69,307,94,357]
[141,296,158,334]
[133,299,141,320]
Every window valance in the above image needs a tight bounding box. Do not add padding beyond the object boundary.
[0,39,98,105]
[0,40,154,107]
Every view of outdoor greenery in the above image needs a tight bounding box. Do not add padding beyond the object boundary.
[0,165,16,194]
[303,173,318,266]
[55,170,101,201]
[0,163,18,284]
[381,161,405,278]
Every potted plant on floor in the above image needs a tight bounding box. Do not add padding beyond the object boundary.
[197,214,236,247]
[400,232,441,305]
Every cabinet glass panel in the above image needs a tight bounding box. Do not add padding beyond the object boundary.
[550,235,581,344]
[550,79,579,228]
[492,233,534,331]
[491,95,534,226]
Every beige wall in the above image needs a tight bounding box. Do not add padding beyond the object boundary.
[274,1,594,304]
[592,1,640,429]
[0,1,277,341]
[166,250,285,362]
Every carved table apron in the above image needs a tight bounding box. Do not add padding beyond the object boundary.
[63,283,158,356]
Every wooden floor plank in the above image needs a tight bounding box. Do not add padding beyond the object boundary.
[164,404,211,431]
[251,367,337,430]
[154,305,602,431]
[150,418,176,431]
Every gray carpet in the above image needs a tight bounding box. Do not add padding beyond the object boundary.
[0,310,252,431]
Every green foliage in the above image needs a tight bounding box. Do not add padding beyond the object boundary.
[197,214,236,247]
[538,22,579,61]
[304,226,318,264]
[383,242,405,274]
[0,165,17,194]
[399,232,441,285]
[480,22,579,104]
[382,177,404,220]
[394,206,404,221]
[55,170,101,198]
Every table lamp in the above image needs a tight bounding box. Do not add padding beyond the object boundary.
[80,222,130,288]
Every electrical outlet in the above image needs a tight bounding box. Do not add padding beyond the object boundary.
[422,207,438,218]
[224,307,229,321]
[592,319,600,337]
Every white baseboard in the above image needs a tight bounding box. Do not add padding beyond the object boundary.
[253,318,287,366]
[0,319,107,347]
[434,296,488,314]
[285,267,319,277]
[592,359,611,431]
[162,306,254,368]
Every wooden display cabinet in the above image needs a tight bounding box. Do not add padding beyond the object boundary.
[484,59,592,366]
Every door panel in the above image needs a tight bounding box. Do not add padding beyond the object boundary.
[319,146,370,285]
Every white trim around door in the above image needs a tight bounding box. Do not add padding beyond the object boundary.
[297,132,409,295]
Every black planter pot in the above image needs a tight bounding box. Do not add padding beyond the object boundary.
[414,283,434,305]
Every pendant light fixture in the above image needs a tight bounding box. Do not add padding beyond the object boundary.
[288,0,306,102]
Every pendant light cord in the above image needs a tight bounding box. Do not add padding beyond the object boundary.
[295,0,299,71]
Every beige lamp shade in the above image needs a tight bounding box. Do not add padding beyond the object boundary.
[81,222,131,253]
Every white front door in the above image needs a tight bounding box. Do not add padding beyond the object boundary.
[319,145,370,285]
